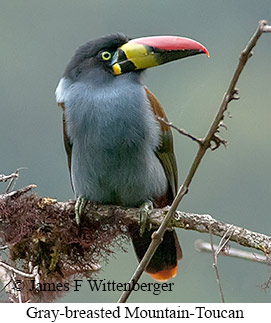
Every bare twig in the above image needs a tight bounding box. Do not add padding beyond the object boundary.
[0,257,13,295]
[216,225,233,255]
[0,245,9,250]
[10,273,22,303]
[0,173,18,183]
[156,116,203,145]
[0,184,36,201]
[209,226,225,302]
[0,278,12,294]
[259,274,271,292]
[0,261,37,279]
[0,168,26,194]
[195,239,271,265]
[117,20,271,303]
[262,25,271,32]
[5,170,19,194]
[208,225,233,302]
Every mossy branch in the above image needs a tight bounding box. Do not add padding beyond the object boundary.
[0,184,271,301]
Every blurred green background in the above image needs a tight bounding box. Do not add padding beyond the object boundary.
[1,0,271,303]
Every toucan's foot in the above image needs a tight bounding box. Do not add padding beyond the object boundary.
[138,200,154,237]
[75,196,87,225]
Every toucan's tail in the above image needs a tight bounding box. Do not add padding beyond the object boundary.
[131,229,182,281]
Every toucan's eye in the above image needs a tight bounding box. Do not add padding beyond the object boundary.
[101,51,112,61]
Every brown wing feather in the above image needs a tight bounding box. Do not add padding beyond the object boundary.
[134,89,182,274]
[58,102,73,188]
[145,87,178,198]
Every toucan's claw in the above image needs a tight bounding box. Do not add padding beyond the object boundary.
[138,200,154,237]
[75,196,87,225]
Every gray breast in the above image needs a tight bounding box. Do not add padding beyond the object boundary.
[56,75,167,206]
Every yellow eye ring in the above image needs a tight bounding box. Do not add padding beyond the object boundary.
[101,51,112,61]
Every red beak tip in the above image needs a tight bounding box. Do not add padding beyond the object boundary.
[204,49,210,58]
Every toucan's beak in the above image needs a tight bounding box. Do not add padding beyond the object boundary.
[112,35,209,75]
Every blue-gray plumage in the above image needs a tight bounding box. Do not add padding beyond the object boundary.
[56,73,167,206]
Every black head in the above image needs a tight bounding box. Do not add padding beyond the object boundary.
[63,33,129,80]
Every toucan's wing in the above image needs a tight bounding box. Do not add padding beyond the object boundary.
[133,88,182,281]
[145,87,178,199]
[58,102,73,187]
